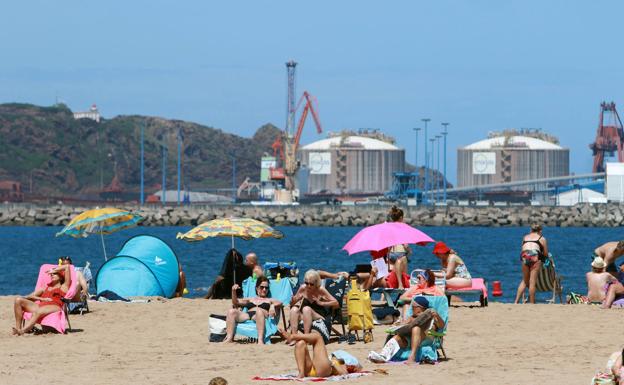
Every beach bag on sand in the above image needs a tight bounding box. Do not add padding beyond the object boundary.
[209,314,227,342]
[567,292,590,305]
[591,371,616,385]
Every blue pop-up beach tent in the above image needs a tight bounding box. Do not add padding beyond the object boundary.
[95,235,180,298]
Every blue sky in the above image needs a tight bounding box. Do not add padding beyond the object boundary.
[2,1,623,184]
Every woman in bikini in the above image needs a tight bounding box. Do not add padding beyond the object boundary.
[223,276,282,344]
[12,264,71,335]
[514,223,548,304]
[386,206,412,289]
[280,329,352,378]
[432,241,472,289]
[288,270,338,344]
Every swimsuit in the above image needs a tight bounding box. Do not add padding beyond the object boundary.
[301,298,328,318]
[521,235,545,267]
[244,302,270,319]
[388,244,408,263]
[451,256,471,279]
[38,286,66,308]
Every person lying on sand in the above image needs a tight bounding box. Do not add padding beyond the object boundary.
[587,257,619,303]
[223,277,282,344]
[281,330,351,378]
[12,264,71,335]
[593,241,624,276]
[367,296,444,364]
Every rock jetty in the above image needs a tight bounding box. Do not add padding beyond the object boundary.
[1,203,623,227]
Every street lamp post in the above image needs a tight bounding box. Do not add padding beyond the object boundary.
[412,127,421,194]
[436,135,441,202]
[161,144,167,205]
[422,118,430,204]
[441,123,449,203]
[429,137,435,204]
[140,122,145,205]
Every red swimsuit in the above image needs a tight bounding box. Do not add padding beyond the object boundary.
[38,286,66,308]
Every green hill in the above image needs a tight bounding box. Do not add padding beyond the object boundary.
[0,103,281,196]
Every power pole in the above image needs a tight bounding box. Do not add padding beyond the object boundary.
[140,121,145,205]
[177,128,182,205]
[422,118,430,204]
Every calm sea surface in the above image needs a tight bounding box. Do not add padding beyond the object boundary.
[0,226,617,303]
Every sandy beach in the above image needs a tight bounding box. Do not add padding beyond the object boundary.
[0,297,620,385]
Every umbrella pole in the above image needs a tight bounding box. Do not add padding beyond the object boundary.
[100,232,108,261]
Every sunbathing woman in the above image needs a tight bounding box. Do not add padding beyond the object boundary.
[289,270,338,342]
[432,241,472,289]
[398,269,443,320]
[606,348,624,385]
[223,276,282,344]
[513,223,548,304]
[12,264,72,335]
[281,330,350,378]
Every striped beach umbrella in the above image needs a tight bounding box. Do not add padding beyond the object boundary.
[176,217,283,245]
[56,208,143,260]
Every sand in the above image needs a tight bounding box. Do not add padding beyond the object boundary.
[0,296,620,385]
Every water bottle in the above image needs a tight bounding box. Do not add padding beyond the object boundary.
[276,273,281,282]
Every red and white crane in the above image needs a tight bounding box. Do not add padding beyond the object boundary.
[270,91,323,196]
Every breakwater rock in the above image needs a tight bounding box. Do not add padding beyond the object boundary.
[1,203,624,227]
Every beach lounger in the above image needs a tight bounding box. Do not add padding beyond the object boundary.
[234,277,293,344]
[23,264,78,334]
[445,278,489,307]
[391,295,449,362]
[535,254,563,303]
[67,262,92,315]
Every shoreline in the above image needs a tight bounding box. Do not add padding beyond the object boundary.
[1,202,623,227]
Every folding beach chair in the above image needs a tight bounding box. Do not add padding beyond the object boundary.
[67,262,92,315]
[535,254,563,303]
[234,277,293,344]
[392,295,449,362]
[23,264,78,334]
[324,277,348,341]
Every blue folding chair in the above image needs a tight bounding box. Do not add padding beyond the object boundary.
[391,295,449,362]
[234,277,293,344]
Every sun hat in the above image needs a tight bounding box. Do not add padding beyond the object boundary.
[432,241,450,255]
[411,296,430,309]
[592,257,606,269]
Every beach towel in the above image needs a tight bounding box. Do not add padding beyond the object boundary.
[23,264,78,334]
[252,372,371,382]
[446,278,488,299]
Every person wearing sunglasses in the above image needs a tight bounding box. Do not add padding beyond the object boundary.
[288,270,338,344]
[223,276,282,344]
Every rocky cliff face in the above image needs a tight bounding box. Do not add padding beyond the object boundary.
[0,103,281,196]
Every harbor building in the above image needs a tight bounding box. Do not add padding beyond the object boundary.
[457,129,569,190]
[297,130,405,195]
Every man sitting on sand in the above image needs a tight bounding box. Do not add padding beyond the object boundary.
[593,241,624,275]
[587,257,618,303]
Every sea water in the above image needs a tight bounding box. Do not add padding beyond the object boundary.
[0,226,617,303]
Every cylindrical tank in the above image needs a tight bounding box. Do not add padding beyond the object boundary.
[298,133,405,194]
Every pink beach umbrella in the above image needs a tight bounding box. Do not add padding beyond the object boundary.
[342,222,434,255]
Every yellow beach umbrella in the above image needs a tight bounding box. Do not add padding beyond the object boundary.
[56,207,143,260]
[176,217,283,246]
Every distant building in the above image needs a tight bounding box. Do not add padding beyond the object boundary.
[73,104,101,123]
[298,130,405,195]
[457,129,569,190]
[0,181,23,202]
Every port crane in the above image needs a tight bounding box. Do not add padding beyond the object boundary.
[590,101,624,173]
[270,91,323,199]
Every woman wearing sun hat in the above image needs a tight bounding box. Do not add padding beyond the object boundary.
[432,241,472,289]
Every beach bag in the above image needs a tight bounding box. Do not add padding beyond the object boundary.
[346,282,373,336]
[209,314,227,342]
[591,371,616,385]
[263,262,299,287]
[567,292,590,305]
